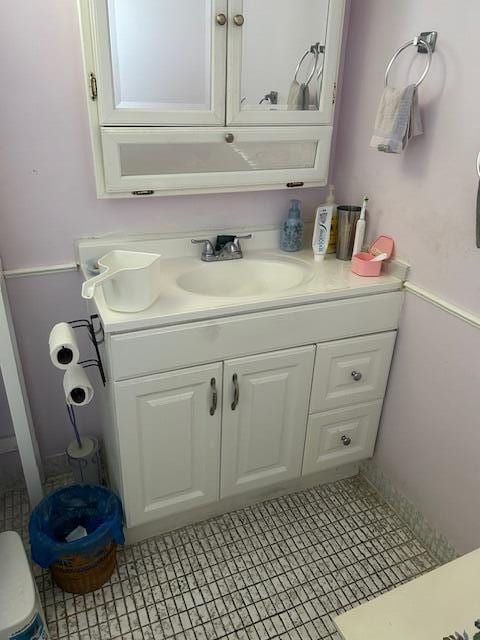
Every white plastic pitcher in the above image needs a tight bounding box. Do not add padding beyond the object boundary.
[81,250,162,312]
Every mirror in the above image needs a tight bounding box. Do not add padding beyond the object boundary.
[107,0,213,111]
[240,0,329,112]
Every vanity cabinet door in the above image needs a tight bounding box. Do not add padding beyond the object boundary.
[226,0,346,126]
[91,0,227,126]
[114,363,222,527]
[221,346,315,498]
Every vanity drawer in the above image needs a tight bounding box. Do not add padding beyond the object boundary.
[302,401,383,475]
[108,293,403,381]
[310,332,396,413]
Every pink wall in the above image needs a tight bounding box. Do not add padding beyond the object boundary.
[334,0,480,552]
[0,1,326,461]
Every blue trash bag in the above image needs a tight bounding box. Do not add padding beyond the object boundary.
[29,484,125,568]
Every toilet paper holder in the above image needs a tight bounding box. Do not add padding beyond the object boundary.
[67,314,106,386]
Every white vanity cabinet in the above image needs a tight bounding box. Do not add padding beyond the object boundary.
[78,0,347,196]
[79,231,405,537]
[104,310,400,530]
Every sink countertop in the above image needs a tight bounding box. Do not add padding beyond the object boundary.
[81,249,405,334]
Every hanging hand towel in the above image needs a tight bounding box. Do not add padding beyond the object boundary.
[287,80,304,110]
[287,81,310,111]
[302,84,310,110]
[370,84,423,153]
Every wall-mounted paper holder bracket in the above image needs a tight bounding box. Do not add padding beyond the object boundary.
[68,315,106,385]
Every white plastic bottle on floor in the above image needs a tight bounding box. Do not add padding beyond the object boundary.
[0,531,50,640]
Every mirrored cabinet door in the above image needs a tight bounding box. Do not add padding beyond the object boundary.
[226,0,345,126]
[92,0,227,125]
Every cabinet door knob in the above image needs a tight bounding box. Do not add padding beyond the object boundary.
[216,13,227,26]
[341,436,352,446]
[233,14,245,26]
[231,374,240,410]
[210,378,218,416]
[225,133,235,143]
[351,371,362,382]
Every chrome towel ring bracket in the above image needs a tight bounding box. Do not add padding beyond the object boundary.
[385,31,438,89]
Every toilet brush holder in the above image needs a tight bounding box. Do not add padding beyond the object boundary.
[66,436,102,485]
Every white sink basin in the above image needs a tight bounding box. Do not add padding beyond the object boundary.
[176,257,313,298]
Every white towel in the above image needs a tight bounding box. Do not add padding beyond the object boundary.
[370,84,423,153]
[287,81,310,111]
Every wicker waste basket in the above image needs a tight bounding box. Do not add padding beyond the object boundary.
[50,541,117,594]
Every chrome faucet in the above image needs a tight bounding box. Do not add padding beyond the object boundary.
[191,234,252,262]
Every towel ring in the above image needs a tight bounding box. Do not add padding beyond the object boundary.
[294,49,319,87]
[385,37,432,88]
[294,43,325,87]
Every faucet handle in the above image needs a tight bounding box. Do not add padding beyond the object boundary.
[191,238,215,257]
[233,234,252,251]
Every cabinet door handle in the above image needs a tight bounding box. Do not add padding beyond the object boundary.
[216,13,227,26]
[351,371,363,382]
[341,436,352,446]
[233,14,245,26]
[231,374,239,410]
[210,378,218,416]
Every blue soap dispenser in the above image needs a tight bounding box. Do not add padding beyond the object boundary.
[281,199,304,252]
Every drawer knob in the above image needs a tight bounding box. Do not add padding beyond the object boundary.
[225,133,235,143]
[351,371,362,382]
[341,436,352,446]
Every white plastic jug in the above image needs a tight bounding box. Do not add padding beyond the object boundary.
[82,250,162,312]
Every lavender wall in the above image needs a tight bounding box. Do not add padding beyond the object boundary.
[0,2,326,461]
[334,0,480,552]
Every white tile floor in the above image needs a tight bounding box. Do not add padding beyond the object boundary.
[0,476,436,640]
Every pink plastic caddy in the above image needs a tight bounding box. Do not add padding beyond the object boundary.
[351,235,395,277]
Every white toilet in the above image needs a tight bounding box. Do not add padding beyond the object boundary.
[0,531,50,640]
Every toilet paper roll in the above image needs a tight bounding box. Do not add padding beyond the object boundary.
[63,365,94,406]
[49,323,80,370]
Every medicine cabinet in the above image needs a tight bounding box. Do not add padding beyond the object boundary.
[78,0,346,197]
